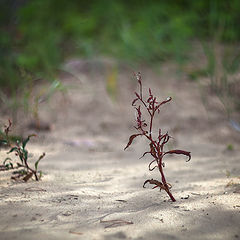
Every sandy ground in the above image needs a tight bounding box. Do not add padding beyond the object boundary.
[0,60,240,240]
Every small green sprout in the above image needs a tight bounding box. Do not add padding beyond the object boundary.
[0,120,45,181]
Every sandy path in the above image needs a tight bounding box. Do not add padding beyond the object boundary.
[0,62,240,240]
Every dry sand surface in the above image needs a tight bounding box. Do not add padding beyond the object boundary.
[0,60,240,240]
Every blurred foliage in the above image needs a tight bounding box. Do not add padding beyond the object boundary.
[106,66,118,101]
[1,0,240,95]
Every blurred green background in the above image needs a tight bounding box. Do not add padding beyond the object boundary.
[1,0,240,96]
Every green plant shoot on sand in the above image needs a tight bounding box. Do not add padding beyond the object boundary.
[0,120,45,181]
[124,72,191,202]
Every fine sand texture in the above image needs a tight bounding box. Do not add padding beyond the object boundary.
[0,61,240,240]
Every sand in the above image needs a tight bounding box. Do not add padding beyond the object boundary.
[0,61,240,240]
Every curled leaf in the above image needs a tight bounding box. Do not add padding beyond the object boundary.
[124,134,142,150]
[35,152,45,171]
[2,158,14,170]
[155,97,172,112]
[160,97,172,105]
[164,150,191,162]
[132,98,138,106]
[139,151,151,159]
[148,160,158,171]
[22,134,37,149]
[161,133,170,145]
[7,147,18,154]
[3,157,12,165]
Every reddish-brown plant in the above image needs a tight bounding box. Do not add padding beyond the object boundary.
[124,72,191,202]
